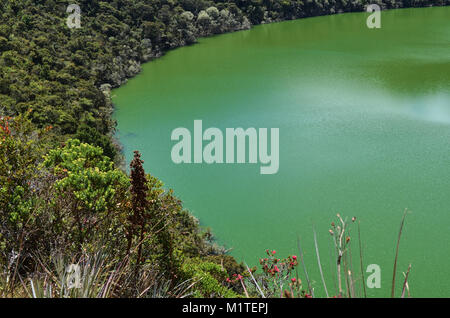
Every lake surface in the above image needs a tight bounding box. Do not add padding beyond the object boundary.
[113,7,450,297]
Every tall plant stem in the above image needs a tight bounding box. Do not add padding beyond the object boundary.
[391,209,408,298]
[297,236,313,297]
[358,221,367,298]
[313,227,329,297]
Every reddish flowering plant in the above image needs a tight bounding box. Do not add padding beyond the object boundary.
[260,250,298,277]
[226,272,250,297]
[227,273,244,284]
[0,116,11,137]
[258,250,309,298]
[225,250,310,298]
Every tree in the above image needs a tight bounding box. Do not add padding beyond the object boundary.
[128,150,150,263]
[0,112,52,275]
[43,139,129,252]
[75,124,118,160]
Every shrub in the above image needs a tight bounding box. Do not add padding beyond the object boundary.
[181,258,238,298]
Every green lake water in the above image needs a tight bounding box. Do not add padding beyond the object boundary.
[113,7,450,297]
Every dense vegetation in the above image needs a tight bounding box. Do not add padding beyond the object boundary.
[0,0,446,297]
[0,114,247,297]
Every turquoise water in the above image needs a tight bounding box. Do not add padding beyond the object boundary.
[113,7,450,297]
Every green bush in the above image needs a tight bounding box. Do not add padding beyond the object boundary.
[181,258,238,298]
